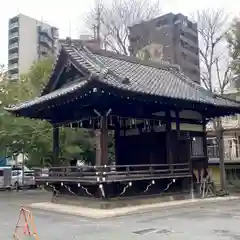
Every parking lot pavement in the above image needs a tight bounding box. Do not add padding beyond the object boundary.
[1,190,240,239]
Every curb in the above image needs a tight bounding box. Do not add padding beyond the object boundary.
[28,196,240,219]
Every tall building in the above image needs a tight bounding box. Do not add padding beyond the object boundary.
[8,14,59,80]
[129,13,200,83]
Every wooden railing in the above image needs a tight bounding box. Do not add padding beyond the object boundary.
[33,163,190,182]
[208,145,240,162]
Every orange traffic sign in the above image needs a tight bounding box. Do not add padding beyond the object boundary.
[13,207,39,240]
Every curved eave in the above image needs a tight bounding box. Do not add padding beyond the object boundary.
[95,76,240,116]
[4,80,89,113]
[4,75,240,119]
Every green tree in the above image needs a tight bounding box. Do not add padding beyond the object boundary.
[0,58,98,167]
[0,59,54,166]
[60,128,96,165]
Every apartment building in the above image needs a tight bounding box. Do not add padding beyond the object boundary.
[129,13,200,83]
[8,14,59,80]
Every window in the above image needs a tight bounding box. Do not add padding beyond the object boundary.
[223,115,238,121]
[182,19,188,28]
[174,19,181,25]
[24,172,34,176]
[182,52,187,59]
[12,171,21,177]
[191,136,204,156]
[0,170,3,177]
[188,21,193,29]
[156,18,169,27]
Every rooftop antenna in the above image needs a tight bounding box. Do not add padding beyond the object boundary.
[69,19,72,39]
[96,0,101,41]
[93,0,101,42]
[40,16,44,27]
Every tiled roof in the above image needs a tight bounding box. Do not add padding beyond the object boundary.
[5,80,88,111]
[64,45,240,108]
[5,44,240,112]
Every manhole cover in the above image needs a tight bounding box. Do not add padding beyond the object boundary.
[156,229,173,234]
[133,228,157,235]
[213,229,230,235]
[133,228,174,235]
[213,229,240,240]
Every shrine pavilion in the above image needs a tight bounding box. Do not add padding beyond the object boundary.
[5,43,240,199]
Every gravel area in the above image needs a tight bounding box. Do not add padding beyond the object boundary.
[1,190,240,239]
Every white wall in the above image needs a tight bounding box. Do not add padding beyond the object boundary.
[18,14,38,75]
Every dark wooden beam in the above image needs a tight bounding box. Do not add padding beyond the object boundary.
[95,130,101,166]
[166,110,173,173]
[114,120,120,165]
[100,116,108,165]
[175,110,180,164]
[202,116,208,168]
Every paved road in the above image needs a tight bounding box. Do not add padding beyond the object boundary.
[1,190,240,239]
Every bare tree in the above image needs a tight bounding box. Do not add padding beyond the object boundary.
[85,0,162,55]
[192,9,233,193]
[193,9,230,91]
[215,58,233,94]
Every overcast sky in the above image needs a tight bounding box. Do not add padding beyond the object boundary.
[0,0,239,65]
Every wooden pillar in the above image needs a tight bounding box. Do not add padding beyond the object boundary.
[100,116,108,165]
[95,117,109,166]
[188,133,194,198]
[166,110,173,172]
[114,119,120,166]
[95,129,101,166]
[175,110,180,163]
[202,116,208,168]
[52,125,59,166]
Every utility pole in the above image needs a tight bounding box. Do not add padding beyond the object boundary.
[217,119,227,193]
[94,0,102,167]
[93,0,101,42]
[96,0,101,42]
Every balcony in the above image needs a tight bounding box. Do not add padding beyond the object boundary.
[10,73,19,81]
[39,36,52,49]
[182,26,198,37]
[182,47,199,61]
[8,63,18,71]
[180,34,198,48]
[207,116,240,131]
[9,22,19,30]
[208,144,240,163]
[182,58,199,72]
[9,53,19,60]
[38,26,55,41]
[9,42,18,50]
[9,32,19,40]
[39,45,51,54]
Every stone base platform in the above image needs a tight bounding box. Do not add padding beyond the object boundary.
[51,191,191,209]
[28,195,240,219]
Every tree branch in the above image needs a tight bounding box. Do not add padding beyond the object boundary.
[85,0,162,55]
